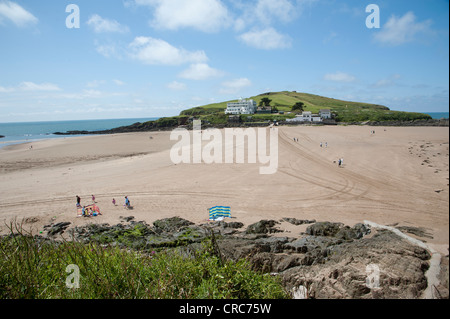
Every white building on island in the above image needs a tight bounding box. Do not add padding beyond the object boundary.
[225,98,257,115]
[319,109,332,119]
[286,111,323,123]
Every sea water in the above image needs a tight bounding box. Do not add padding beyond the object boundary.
[425,112,449,120]
[0,118,158,148]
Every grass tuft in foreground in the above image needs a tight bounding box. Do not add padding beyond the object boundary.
[0,223,289,299]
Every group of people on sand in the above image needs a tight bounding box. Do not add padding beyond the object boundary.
[76,195,132,211]
[81,205,101,217]
[76,195,96,207]
[111,196,132,209]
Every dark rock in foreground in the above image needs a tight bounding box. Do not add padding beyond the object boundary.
[246,220,283,234]
[53,216,440,299]
[281,217,316,225]
[306,222,371,240]
[281,230,431,299]
[45,222,71,237]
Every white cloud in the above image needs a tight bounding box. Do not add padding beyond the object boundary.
[135,0,231,33]
[128,36,208,65]
[0,85,14,93]
[87,14,129,33]
[374,11,433,46]
[255,0,296,25]
[178,63,224,80]
[220,78,252,94]
[372,74,401,88]
[95,42,121,59]
[19,82,61,91]
[113,79,126,86]
[86,80,105,88]
[0,1,38,27]
[80,89,102,98]
[234,0,316,31]
[238,27,292,50]
[167,81,187,90]
[324,72,356,83]
[0,81,61,93]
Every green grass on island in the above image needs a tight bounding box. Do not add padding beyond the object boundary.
[178,91,431,124]
[73,91,434,135]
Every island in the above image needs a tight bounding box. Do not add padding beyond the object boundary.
[53,91,448,135]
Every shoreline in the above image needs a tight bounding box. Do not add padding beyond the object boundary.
[1,118,447,150]
[52,118,449,136]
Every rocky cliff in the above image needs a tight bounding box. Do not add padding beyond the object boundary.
[40,216,448,299]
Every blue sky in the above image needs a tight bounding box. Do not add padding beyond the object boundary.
[0,0,448,122]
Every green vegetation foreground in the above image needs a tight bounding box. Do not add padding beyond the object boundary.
[0,228,289,299]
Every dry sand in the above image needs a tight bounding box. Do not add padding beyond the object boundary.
[0,126,448,255]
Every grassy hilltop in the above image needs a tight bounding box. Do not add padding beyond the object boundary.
[179,91,431,124]
[79,91,433,133]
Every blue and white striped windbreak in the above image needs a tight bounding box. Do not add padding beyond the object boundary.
[208,206,231,220]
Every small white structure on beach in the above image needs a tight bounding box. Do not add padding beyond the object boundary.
[225,98,257,115]
[319,109,332,119]
[286,111,323,123]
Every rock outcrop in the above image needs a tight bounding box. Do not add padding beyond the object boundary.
[44,216,441,299]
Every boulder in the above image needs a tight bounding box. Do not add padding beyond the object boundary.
[47,222,71,237]
[246,220,282,234]
[305,222,371,240]
[282,218,316,225]
[306,222,343,237]
[282,230,432,299]
[153,217,194,233]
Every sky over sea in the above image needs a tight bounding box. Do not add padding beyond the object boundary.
[0,0,448,122]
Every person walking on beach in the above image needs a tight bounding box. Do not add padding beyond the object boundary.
[112,198,116,206]
[76,195,81,207]
[125,196,131,209]
[92,194,96,203]
[338,159,342,167]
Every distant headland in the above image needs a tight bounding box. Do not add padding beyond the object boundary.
[53,91,449,135]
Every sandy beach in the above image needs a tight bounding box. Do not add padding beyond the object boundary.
[0,125,448,255]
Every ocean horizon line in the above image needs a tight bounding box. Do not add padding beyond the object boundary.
[0,117,161,125]
[0,117,161,148]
